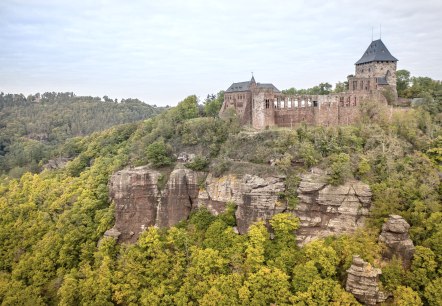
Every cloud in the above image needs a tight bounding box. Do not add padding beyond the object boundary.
[0,0,441,105]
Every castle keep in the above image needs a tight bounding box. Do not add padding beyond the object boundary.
[220,39,398,129]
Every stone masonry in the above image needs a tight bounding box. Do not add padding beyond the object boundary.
[220,39,398,129]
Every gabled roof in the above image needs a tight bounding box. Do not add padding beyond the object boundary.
[226,77,280,93]
[226,81,252,92]
[256,83,280,93]
[355,39,398,65]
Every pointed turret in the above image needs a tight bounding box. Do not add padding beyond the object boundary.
[355,39,398,65]
[250,75,256,85]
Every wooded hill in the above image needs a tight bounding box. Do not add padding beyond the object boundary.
[0,92,164,177]
[0,87,440,304]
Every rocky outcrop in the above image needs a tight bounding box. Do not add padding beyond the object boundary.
[108,166,161,243]
[42,157,72,170]
[379,215,415,267]
[346,255,388,305]
[198,174,286,233]
[107,166,202,243]
[156,168,201,227]
[295,168,371,244]
[107,166,372,244]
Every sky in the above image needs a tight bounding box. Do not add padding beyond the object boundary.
[0,0,441,106]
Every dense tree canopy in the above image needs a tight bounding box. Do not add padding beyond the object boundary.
[0,92,163,177]
[0,83,441,305]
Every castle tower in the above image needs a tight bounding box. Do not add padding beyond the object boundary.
[348,39,398,98]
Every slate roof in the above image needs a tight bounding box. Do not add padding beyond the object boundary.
[226,79,280,93]
[355,39,398,65]
[257,83,280,92]
[226,81,252,92]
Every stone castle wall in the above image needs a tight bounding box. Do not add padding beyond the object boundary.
[248,91,383,129]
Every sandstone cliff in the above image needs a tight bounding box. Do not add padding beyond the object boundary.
[379,214,415,267]
[345,255,388,305]
[295,168,372,244]
[198,173,286,233]
[106,166,202,243]
[106,166,372,244]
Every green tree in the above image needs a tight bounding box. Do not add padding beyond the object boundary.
[146,139,173,167]
[396,69,411,97]
[327,153,352,186]
[204,91,225,117]
[393,286,423,306]
[424,277,442,306]
[239,267,292,305]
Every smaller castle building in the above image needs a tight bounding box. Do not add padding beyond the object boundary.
[220,39,398,129]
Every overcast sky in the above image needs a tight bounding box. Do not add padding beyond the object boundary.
[1,0,441,106]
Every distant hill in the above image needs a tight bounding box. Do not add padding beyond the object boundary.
[0,91,165,176]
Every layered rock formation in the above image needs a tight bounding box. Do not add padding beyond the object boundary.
[106,166,201,243]
[107,166,372,244]
[156,168,201,228]
[198,173,286,233]
[295,168,372,244]
[379,215,415,267]
[346,255,388,305]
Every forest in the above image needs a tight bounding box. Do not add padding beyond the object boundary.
[0,72,441,305]
[0,92,164,177]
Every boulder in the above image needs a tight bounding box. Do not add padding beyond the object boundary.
[379,215,415,267]
[346,255,388,305]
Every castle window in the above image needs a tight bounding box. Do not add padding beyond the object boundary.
[280,100,285,109]
[301,99,305,107]
[265,99,270,109]
[353,97,357,106]
[287,100,292,108]
[313,101,318,107]
[274,100,277,108]
[294,99,298,107]
[339,97,344,107]
[360,81,363,90]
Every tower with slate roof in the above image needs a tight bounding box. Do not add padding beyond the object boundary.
[219,38,399,129]
[348,39,398,98]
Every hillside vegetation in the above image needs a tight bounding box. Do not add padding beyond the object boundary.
[0,76,441,305]
[0,92,164,177]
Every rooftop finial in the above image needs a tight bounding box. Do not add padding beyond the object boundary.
[251,72,256,84]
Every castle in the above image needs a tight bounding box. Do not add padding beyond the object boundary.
[219,39,398,129]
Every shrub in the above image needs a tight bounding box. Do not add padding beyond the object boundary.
[327,153,352,186]
[146,139,173,168]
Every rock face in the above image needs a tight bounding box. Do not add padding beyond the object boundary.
[156,168,201,228]
[379,215,415,267]
[198,174,286,234]
[42,157,72,170]
[107,166,372,244]
[346,255,388,305]
[108,166,201,243]
[295,168,372,244]
[108,166,161,243]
